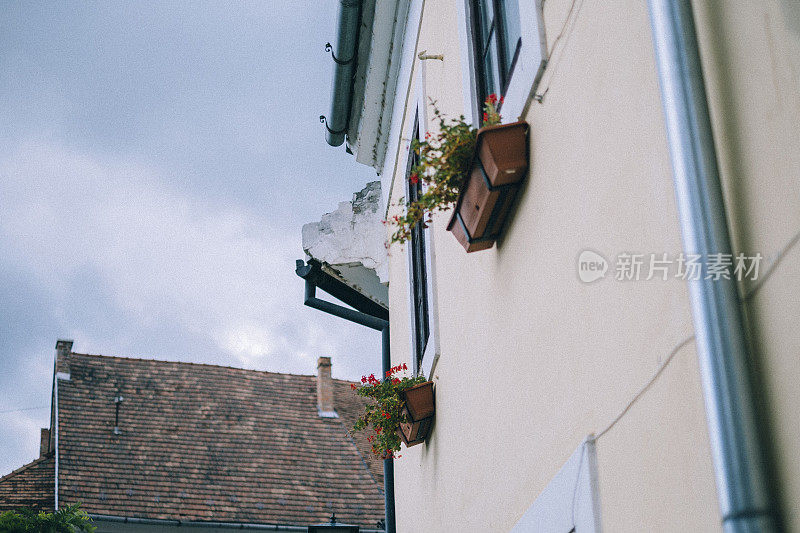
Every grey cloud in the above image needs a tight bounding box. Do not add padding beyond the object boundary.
[0,2,381,475]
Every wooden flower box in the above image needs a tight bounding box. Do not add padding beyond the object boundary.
[396,381,435,447]
[447,121,529,252]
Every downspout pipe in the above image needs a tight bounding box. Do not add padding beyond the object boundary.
[296,260,396,533]
[647,2,779,531]
[299,259,388,321]
[321,0,361,147]
[380,325,395,533]
[53,357,59,510]
[304,280,386,331]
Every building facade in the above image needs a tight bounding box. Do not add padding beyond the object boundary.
[316,0,800,531]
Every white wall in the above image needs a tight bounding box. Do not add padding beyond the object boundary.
[385,0,800,531]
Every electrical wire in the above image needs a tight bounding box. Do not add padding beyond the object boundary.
[595,225,800,441]
[534,0,588,104]
[569,228,800,529]
[743,228,800,301]
[0,405,49,415]
[570,437,589,529]
[595,335,695,440]
[547,0,581,58]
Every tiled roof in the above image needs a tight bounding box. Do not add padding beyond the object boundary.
[53,352,384,528]
[0,454,54,512]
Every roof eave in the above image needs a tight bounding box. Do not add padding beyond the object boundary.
[346,0,411,171]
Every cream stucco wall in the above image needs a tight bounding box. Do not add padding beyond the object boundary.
[384,1,800,532]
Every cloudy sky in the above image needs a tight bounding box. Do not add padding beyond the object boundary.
[0,2,380,476]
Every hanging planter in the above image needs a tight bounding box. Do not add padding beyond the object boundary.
[447,121,529,252]
[387,95,529,252]
[396,380,435,447]
[351,365,435,459]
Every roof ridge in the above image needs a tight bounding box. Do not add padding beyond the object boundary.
[68,352,360,384]
[0,453,53,483]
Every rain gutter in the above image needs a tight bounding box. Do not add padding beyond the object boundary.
[321,0,362,147]
[89,514,384,532]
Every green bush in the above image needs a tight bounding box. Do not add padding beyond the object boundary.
[0,504,95,532]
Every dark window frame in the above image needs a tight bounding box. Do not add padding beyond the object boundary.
[470,0,522,112]
[406,112,430,375]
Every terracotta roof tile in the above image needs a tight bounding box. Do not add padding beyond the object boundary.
[1,352,385,528]
[0,454,54,512]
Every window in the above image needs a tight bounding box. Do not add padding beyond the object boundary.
[471,0,522,109]
[403,64,441,379]
[407,112,430,374]
[458,0,546,123]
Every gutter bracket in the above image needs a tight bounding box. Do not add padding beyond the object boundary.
[326,42,356,66]
[320,115,348,136]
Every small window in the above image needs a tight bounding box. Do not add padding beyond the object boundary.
[471,0,522,108]
[406,112,430,373]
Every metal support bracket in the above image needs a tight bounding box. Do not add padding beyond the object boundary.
[325,42,356,66]
[320,115,348,136]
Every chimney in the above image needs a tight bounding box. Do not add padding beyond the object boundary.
[55,339,73,378]
[50,339,73,452]
[40,428,50,456]
[316,357,337,418]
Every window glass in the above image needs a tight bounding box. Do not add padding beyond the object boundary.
[477,0,493,43]
[472,0,521,108]
[498,0,521,76]
[484,31,502,99]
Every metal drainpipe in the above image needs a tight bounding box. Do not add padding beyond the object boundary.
[297,261,396,533]
[381,325,396,533]
[647,2,779,531]
[321,0,361,147]
[53,355,59,510]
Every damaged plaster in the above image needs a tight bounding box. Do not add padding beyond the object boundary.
[302,181,389,308]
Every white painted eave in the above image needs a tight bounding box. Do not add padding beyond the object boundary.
[346,0,411,172]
